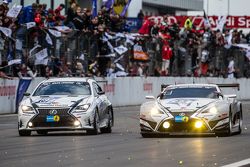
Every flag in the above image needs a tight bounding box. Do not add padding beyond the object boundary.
[46,33,53,45]
[203,10,211,28]
[0,26,12,37]
[15,78,32,113]
[216,16,227,32]
[26,22,36,29]
[114,45,128,55]
[29,45,41,57]
[107,41,114,53]
[120,0,132,17]
[92,0,97,17]
[48,29,61,37]
[133,43,149,61]
[116,63,125,71]
[8,59,21,66]
[103,0,114,9]
[7,4,22,18]
[54,26,70,31]
[34,48,48,65]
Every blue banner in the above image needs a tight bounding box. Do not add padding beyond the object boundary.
[92,0,97,17]
[125,17,141,32]
[15,78,32,113]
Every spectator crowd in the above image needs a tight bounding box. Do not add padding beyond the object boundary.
[0,0,250,79]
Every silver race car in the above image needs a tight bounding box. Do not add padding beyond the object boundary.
[140,84,242,137]
[18,78,114,136]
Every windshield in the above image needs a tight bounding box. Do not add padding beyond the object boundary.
[160,87,218,99]
[33,81,91,96]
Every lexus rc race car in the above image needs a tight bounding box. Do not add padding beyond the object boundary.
[140,84,243,137]
[18,78,114,136]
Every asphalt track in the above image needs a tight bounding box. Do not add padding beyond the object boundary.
[1,102,250,167]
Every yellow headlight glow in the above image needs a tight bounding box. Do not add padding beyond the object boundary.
[195,121,203,128]
[163,121,170,129]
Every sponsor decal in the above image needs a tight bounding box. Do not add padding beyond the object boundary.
[36,97,61,104]
[46,115,60,122]
[145,15,250,29]
[0,85,16,97]
[168,99,197,107]
[103,84,115,95]
[143,83,153,92]
[175,116,189,123]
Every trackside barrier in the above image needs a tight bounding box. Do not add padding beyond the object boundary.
[1,77,250,114]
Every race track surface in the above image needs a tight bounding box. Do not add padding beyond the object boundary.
[1,102,250,167]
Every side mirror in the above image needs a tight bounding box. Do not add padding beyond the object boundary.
[146,96,155,100]
[224,94,237,99]
[24,92,31,96]
[214,91,223,98]
[98,91,105,95]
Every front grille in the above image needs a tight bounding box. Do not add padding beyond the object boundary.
[37,108,70,115]
[31,108,76,127]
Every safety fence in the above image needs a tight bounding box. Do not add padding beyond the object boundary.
[1,25,250,78]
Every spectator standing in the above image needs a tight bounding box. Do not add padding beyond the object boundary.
[228,57,235,78]
[65,1,77,28]
[161,40,173,75]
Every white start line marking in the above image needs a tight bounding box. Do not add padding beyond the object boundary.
[221,158,250,167]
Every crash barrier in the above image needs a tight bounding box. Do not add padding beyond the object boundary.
[1,77,250,114]
[1,25,250,78]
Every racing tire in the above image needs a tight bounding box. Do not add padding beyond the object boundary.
[37,130,48,135]
[220,110,233,137]
[236,106,243,135]
[86,110,100,135]
[100,108,113,134]
[19,130,31,136]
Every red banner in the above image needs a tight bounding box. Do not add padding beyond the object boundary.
[146,16,250,29]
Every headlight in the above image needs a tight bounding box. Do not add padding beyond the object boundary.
[74,104,90,113]
[21,105,34,114]
[202,106,218,114]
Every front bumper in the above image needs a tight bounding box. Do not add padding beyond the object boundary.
[140,117,213,134]
[18,107,94,131]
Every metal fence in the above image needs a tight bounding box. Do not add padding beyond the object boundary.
[1,26,250,78]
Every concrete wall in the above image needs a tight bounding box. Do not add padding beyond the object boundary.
[1,77,250,114]
[204,0,250,16]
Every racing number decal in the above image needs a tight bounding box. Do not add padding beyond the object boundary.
[54,115,60,122]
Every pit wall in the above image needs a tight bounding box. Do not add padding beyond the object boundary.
[1,77,249,114]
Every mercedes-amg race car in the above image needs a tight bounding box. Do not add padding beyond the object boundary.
[18,78,113,136]
[140,84,243,137]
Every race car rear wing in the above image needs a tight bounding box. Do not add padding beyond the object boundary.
[161,83,240,91]
[217,83,240,91]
